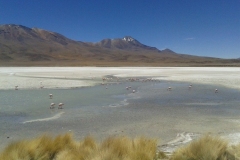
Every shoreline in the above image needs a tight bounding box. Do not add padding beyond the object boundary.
[1,67,240,90]
[22,112,65,124]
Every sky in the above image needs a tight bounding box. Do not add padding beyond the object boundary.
[0,0,239,59]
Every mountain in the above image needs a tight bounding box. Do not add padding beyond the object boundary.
[0,24,94,61]
[0,24,239,66]
[89,36,159,52]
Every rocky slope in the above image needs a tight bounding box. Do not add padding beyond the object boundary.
[0,24,239,66]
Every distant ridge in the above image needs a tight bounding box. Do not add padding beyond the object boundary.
[89,36,160,52]
[0,24,240,66]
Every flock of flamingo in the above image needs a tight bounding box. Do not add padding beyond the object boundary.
[40,81,64,109]
[49,94,64,109]
[13,76,219,110]
[15,82,64,109]
[102,76,219,93]
[49,103,64,109]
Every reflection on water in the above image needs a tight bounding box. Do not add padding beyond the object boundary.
[1,80,240,151]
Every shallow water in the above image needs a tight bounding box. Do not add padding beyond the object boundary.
[0,82,133,118]
[1,79,240,152]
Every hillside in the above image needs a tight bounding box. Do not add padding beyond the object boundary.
[0,24,239,66]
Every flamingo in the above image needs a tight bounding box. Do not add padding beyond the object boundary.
[49,94,53,99]
[50,103,55,109]
[188,85,192,90]
[58,103,64,109]
[215,89,218,93]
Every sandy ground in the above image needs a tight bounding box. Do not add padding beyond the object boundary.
[1,67,240,153]
[0,67,240,90]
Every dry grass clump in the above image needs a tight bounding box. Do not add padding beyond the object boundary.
[170,134,236,160]
[56,135,158,160]
[156,151,169,160]
[5,133,240,160]
[0,133,159,160]
[92,136,158,160]
[0,133,76,160]
[227,143,240,160]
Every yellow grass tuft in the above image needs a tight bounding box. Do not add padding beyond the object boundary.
[56,136,98,160]
[226,143,240,160]
[156,151,168,159]
[80,135,97,150]
[4,133,240,160]
[0,133,75,160]
[0,133,158,160]
[88,136,158,160]
[170,134,230,160]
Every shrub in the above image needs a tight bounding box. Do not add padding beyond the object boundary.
[170,134,230,160]
[0,134,158,160]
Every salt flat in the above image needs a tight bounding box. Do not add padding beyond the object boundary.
[0,67,240,90]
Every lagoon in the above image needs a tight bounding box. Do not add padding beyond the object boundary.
[0,67,240,152]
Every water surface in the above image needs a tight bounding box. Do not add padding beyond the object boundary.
[1,79,240,151]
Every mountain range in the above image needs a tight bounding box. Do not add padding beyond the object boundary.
[0,24,239,66]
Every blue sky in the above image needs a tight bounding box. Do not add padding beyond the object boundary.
[0,0,239,58]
